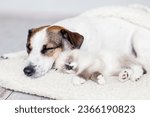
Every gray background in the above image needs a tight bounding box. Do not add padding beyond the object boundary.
[0,0,150,55]
[0,0,150,15]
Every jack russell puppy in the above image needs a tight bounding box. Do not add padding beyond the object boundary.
[1,8,149,84]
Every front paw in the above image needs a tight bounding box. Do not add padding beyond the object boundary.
[130,72,143,82]
[97,75,105,85]
[119,69,132,82]
[72,77,86,85]
[130,66,144,82]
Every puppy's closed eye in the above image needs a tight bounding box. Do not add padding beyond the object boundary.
[41,45,61,54]
[41,45,54,54]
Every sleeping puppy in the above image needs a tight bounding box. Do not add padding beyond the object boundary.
[54,49,146,85]
[54,49,105,85]
[1,7,149,81]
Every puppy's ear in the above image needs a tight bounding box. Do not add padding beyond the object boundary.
[60,29,84,49]
[27,25,50,39]
[27,28,34,40]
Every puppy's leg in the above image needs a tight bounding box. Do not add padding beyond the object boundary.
[0,50,27,59]
[73,69,91,85]
[90,72,105,85]
[130,65,145,82]
[72,76,86,85]
[72,66,105,85]
[118,55,146,82]
[119,68,133,82]
[78,69,105,85]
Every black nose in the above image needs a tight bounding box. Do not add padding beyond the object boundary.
[23,66,35,76]
[65,64,73,70]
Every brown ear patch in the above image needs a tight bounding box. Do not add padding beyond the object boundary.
[60,29,84,49]
[47,25,65,31]
[47,25,84,49]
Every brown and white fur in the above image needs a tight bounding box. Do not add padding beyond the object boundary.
[1,8,149,84]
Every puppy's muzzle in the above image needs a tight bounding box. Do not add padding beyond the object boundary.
[23,65,35,77]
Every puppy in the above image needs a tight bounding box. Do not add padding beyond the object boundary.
[54,49,105,85]
[54,49,146,85]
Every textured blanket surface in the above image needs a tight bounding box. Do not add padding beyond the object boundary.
[0,5,150,99]
[0,53,150,100]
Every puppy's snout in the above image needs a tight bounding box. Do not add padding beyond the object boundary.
[65,64,73,70]
[23,66,35,77]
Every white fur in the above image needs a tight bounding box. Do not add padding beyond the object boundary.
[72,76,86,85]
[55,49,105,85]
[54,6,150,65]
[52,7,150,82]
[55,49,104,73]
[26,28,55,78]
[97,75,105,85]
[1,54,150,99]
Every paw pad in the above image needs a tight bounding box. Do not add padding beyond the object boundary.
[119,69,132,82]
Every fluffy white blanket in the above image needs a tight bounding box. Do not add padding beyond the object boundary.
[0,5,150,99]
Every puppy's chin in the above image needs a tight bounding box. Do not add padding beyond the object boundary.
[63,70,76,74]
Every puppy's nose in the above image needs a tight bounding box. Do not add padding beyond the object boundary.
[65,64,73,70]
[23,66,35,76]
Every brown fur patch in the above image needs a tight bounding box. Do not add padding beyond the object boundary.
[45,48,62,59]
[91,72,101,82]
[47,25,65,32]
[78,69,91,80]
[78,69,101,82]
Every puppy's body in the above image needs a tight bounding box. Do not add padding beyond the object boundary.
[53,16,149,83]
[55,49,105,84]
[54,17,136,55]
[55,49,145,84]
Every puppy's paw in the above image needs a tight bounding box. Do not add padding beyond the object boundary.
[130,66,144,82]
[72,77,86,85]
[130,71,143,82]
[119,69,132,82]
[97,75,105,85]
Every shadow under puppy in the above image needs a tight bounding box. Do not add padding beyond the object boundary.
[54,49,146,85]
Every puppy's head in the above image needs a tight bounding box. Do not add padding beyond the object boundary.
[23,25,84,78]
[54,50,78,74]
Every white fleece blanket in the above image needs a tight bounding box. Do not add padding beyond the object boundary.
[0,5,150,99]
